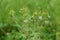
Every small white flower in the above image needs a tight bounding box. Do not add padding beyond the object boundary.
[24,19,28,23]
[6,33,10,35]
[39,16,42,20]
[45,20,49,24]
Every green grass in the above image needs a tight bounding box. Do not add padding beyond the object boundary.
[0,0,60,40]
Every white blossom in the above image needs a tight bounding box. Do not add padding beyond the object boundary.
[6,33,10,35]
[45,20,49,24]
[24,19,28,23]
[39,16,42,20]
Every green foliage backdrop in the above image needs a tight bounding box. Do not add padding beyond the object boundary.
[0,0,60,40]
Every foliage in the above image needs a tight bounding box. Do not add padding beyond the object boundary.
[0,0,60,40]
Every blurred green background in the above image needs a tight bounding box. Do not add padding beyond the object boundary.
[0,0,60,40]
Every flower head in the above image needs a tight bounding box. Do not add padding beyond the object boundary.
[6,33,10,35]
[24,19,28,23]
[39,16,42,20]
[45,20,49,24]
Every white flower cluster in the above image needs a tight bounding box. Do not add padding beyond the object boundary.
[23,15,51,25]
